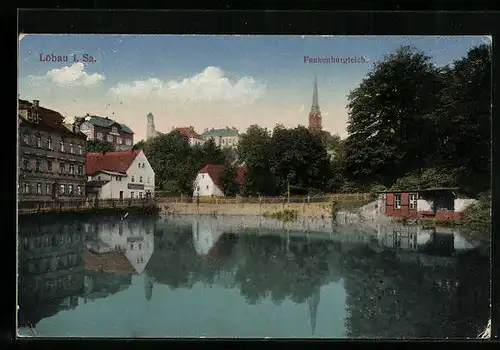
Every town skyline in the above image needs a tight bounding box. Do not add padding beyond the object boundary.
[19,35,488,141]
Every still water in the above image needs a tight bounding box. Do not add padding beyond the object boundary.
[17,214,489,338]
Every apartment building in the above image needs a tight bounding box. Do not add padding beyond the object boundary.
[18,99,87,202]
[80,115,134,151]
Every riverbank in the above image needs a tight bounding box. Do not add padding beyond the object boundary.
[18,203,160,219]
[159,200,370,219]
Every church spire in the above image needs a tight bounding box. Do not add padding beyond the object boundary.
[307,286,320,335]
[311,76,320,115]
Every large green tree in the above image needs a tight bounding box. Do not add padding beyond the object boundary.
[342,46,443,187]
[432,44,491,195]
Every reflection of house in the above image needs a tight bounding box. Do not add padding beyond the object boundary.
[378,188,477,221]
[17,221,85,327]
[307,286,320,335]
[192,164,247,197]
[85,218,155,275]
[80,115,134,150]
[85,150,155,199]
[201,127,239,148]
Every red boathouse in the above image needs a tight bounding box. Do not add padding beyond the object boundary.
[377,187,477,221]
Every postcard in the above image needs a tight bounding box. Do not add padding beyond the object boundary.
[17,34,491,339]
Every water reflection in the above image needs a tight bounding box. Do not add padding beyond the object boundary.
[18,215,489,338]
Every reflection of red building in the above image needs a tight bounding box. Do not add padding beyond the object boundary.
[378,188,477,221]
[84,250,137,275]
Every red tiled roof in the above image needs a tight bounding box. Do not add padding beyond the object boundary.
[85,149,141,175]
[199,164,247,187]
[84,250,137,275]
[174,127,203,140]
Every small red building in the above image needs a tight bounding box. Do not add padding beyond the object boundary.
[378,187,477,221]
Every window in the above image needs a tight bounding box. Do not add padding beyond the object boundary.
[47,137,52,150]
[206,185,209,190]
[147,177,150,184]
[112,126,118,133]
[23,159,29,170]
[69,164,75,175]
[60,162,66,174]
[36,135,41,148]
[409,193,418,210]
[138,163,141,168]
[36,183,41,194]
[60,184,65,194]
[97,175,101,180]
[97,132,103,140]
[126,138,132,146]
[107,134,113,142]
[139,176,143,183]
[47,160,52,171]
[117,137,122,144]
[196,186,200,191]
[131,191,134,198]
[23,133,29,144]
[69,142,74,154]
[60,141,65,152]
[77,165,82,175]
[77,185,82,196]
[46,184,51,195]
[68,185,73,194]
[78,145,83,155]
[24,183,30,193]
[394,194,402,209]
[131,176,135,182]
[35,159,41,171]
[201,174,204,179]
[139,192,143,198]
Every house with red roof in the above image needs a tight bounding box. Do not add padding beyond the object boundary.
[85,149,155,200]
[193,164,247,197]
[173,126,204,147]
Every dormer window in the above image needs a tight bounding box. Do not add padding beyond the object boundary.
[131,176,135,182]
[112,126,118,134]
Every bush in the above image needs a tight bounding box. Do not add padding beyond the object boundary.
[462,191,491,241]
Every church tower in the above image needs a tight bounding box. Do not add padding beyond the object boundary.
[308,77,322,134]
[144,272,154,302]
[307,285,321,335]
[146,112,156,140]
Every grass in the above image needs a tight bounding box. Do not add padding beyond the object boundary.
[262,209,299,222]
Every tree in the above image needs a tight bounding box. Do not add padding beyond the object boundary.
[132,140,146,150]
[219,164,240,196]
[86,139,116,153]
[342,46,443,187]
[432,44,491,195]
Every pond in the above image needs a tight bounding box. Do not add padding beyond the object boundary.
[17,214,490,338]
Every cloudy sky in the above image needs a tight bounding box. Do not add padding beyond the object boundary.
[18,35,487,141]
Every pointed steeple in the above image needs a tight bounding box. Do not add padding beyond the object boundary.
[307,286,321,335]
[311,76,321,115]
[144,272,154,301]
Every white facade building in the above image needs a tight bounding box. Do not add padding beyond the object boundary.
[86,150,155,199]
[192,164,226,197]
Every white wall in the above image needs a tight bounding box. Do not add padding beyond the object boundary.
[188,138,204,147]
[89,150,155,199]
[417,199,433,212]
[192,217,223,256]
[454,198,477,212]
[80,122,94,140]
[192,172,225,197]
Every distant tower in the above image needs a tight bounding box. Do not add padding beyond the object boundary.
[307,285,321,335]
[144,272,154,301]
[146,112,156,140]
[308,77,322,134]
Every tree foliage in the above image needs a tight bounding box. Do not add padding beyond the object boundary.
[86,139,116,153]
[342,44,491,196]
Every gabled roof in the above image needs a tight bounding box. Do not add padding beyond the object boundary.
[85,115,134,134]
[174,127,203,140]
[199,164,247,187]
[201,127,239,137]
[18,99,87,139]
[85,150,142,175]
[84,249,137,275]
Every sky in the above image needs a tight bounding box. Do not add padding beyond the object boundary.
[18,35,489,141]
